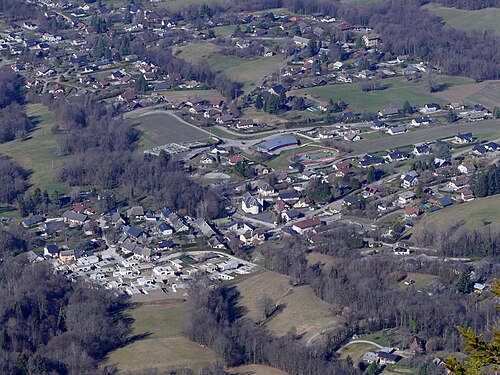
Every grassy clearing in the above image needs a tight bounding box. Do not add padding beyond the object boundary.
[175,43,222,64]
[423,3,500,34]
[410,195,500,239]
[339,343,379,363]
[400,272,440,290]
[104,303,219,373]
[212,25,236,37]
[0,103,68,193]
[154,0,230,11]
[463,81,500,110]
[132,112,211,149]
[293,77,442,113]
[307,252,341,272]
[228,365,289,375]
[237,271,341,341]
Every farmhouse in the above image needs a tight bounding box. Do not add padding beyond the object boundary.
[454,133,474,144]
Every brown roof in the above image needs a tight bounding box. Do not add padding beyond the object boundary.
[293,217,321,229]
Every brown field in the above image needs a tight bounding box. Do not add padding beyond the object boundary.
[307,252,341,273]
[237,271,342,341]
[434,80,500,110]
[228,364,290,375]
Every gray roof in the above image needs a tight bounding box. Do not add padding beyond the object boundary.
[62,211,87,223]
[258,136,298,151]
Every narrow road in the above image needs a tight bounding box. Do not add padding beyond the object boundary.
[336,340,384,353]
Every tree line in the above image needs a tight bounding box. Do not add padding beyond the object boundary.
[0,259,131,374]
[0,68,32,143]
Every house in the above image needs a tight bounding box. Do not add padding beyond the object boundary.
[62,211,87,225]
[376,352,401,365]
[398,191,416,205]
[458,162,476,175]
[127,206,145,219]
[410,336,426,352]
[257,182,275,196]
[404,206,420,219]
[118,92,137,102]
[269,85,287,97]
[344,131,361,142]
[388,126,406,135]
[411,116,432,126]
[360,154,384,168]
[59,249,76,263]
[421,103,440,113]
[210,145,228,154]
[371,120,386,130]
[281,209,303,223]
[448,175,470,191]
[474,283,486,294]
[123,225,143,239]
[387,149,409,162]
[22,215,44,228]
[484,142,499,152]
[436,196,453,208]
[44,243,59,257]
[292,217,322,234]
[193,218,216,238]
[293,35,310,46]
[229,221,255,236]
[472,144,487,156]
[158,221,174,236]
[461,189,475,202]
[362,35,379,47]
[228,154,245,165]
[454,132,474,144]
[413,144,430,156]
[241,193,262,215]
[401,171,419,188]
[393,242,411,255]
[378,107,399,117]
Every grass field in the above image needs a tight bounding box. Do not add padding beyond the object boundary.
[411,195,500,241]
[0,103,68,193]
[400,272,441,290]
[237,271,341,341]
[133,112,211,149]
[339,343,379,363]
[105,303,219,373]
[293,77,445,113]
[423,3,500,34]
[462,81,500,110]
[154,0,230,11]
[176,42,285,91]
[228,365,289,375]
[348,120,500,155]
[307,252,341,273]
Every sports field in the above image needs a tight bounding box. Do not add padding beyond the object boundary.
[423,4,500,34]
[0,103,68,193]
[237,271,341,341]
[133,112,211,149]
[104,303,219,372]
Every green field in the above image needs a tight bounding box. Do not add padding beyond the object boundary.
[133,112,211,149]
[105,303,219,372]
[293,77,444,113]
[411,195,500,241]
[154,0,230,11]
[229,365,289,375]
[424,4,500,34]
[177,42,285,91]
[339,343,379,363]
[0,104,69,193]
[462,81,500,110]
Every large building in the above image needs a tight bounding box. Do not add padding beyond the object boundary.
[257,136,299,153]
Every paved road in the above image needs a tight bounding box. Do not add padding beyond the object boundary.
[336,340,384,353]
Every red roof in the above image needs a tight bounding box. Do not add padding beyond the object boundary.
[293,217,321,229]
[405,206,420,216]
[229,155,244,164]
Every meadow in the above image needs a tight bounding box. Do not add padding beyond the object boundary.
[0,103,68,193]
[237,271,341,341]
[423,3,500,34]
[104,303,219,373]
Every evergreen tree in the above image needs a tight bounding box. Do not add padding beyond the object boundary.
[255,95,263,110]
[446,108,458,123]
[265,95,279,114]
[402,100,413,115]
[456,271,473,294]
[134,75,148,93]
